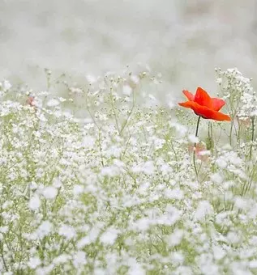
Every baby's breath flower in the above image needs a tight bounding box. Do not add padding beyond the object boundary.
[29,195,41,211]
[42,186,58,200]
[0,70,257,274]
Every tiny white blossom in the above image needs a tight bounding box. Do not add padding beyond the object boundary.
[36,221,52,239]
[1,80,12,91]
[210,173,223,184]
[100,227,119,245]
[216,157,227,168]
[53,254,70,264]
[165,188,184,200]
[188,134,199,144]
[234,196,248,210]
[59,224,76,240]
[53,177,62,188]
[42,186,58,200]
[130,75,139,84]
[47,99,59,107]
[123,85,132,95]
[194,201,213,221]
[227,231,240,244]
[213,246,226,260]
[77,228,101,248]
[167,229,184,247]
[101,166,119,177]
[249,261,257,268]
[82,136,95,148]
[0,226,8,233]
[128,264,145,275]
[28,257,41,269]
[132,218,150,231]
[29,195,41,210]
[170,122,187,137]
[73,251,87,267]
[73,185,84,195]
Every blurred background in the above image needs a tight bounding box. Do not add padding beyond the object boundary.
[0,0,256,97]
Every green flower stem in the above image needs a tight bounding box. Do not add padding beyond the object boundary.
[193,116,201,178]
[249,116,255,160]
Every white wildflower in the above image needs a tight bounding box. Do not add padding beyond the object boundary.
[73,185,84,195]
[123,85,132,95]
[171,252,184,264]
[165,188,184,200]
[227,231,240,244]
[59,224,76,240]
[73,251,87,268]
[188,134,199,144]
[82,136,95,148]
[28,257,41,269]
[234,196,248,210]
[133,218,151,231]
[167,229,184,247]
[42,186,58,200]
[194,201,213,221]
[100,227,119,245]
[77,228,101,248]
[216,157,227,168]
[0,80,12,91]
[47,99,60,107]
[157,205,181,226]
[213,246,226,260]
[53,177,62,188]
[0,226,7,234]
[210,173,223,184]
[36,221,53,239]
[29,195,41,211]
[53,254,70,265]
[130,75,139,84]
[249,261,257,269]
[128,264,145,275]
[101,166,119,177]
[170,122,187,137]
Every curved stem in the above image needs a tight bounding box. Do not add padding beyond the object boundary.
[193,116,201,178]
[249,116,255,160]
[195,116,201,141]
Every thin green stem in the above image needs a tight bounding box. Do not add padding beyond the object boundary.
[193,116,201,178]
[249,116,255,160]
[229,120,233,146]
[243,116,256,195]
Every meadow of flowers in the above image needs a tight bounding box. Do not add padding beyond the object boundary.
[0,67,257,274]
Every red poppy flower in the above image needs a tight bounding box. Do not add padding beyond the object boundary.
[179,87,231,121]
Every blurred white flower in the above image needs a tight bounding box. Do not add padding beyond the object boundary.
[28,257,41,269]
[29,195,41,210]
[47,99,59,107]
[42,186,58,200]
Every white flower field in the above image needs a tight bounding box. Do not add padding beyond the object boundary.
[0,68,257,274]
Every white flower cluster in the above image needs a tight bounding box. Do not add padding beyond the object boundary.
[216,67,257,118]
[0,69,256,274]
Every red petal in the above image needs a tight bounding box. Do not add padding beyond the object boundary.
[194,87,213,109]
[199,108,231,121]
[179,101,231,121]
[179,101,195,109]
[212,98,225,111]
[182,90,194,101]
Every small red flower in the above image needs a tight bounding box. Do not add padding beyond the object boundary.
[26,96,35,107]
[188,143,210,162]
[179,87,231,121]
